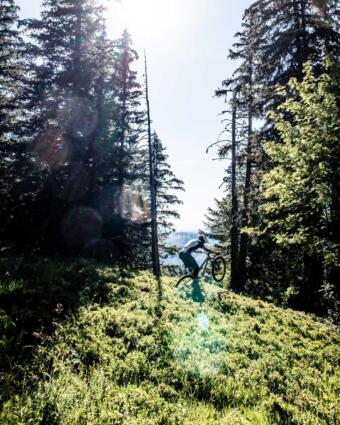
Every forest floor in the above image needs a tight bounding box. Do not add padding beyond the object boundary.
[0,258,339,424]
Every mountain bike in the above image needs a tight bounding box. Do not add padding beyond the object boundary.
[175,252,226,288]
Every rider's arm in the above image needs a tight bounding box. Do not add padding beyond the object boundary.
[202,245,216,255]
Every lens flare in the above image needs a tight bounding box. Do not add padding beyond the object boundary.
[197,312,209,330]
[172,307,226,377]
[119,183,150,223]
[58,95,98,140]
[33,126,71,170]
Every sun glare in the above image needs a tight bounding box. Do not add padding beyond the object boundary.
[197,312,209,330]
[105,0,178,41]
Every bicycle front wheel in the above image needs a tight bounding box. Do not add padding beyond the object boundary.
[212,256,226,282]
[175,274,193,288]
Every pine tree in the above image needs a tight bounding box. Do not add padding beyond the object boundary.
[22,0,106,137]
[16,0,110,253]
[152,132,184,257]
[248,0,339,114]
[214,9,258,291]
[0,0,31,250]
[98,30,148,263]
[110,31,145,213]
[209,92,244,290]
[229,12,256,290]
[0,0,23,139]
[144,53,160,276]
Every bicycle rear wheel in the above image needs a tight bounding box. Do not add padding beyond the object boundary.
[212,256,226,282]
[175,274,193,288]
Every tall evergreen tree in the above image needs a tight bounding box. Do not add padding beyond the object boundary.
[22,0,105,138]
[152,132,184,256]
[0,0,31,250]
[209,92,246,290]
[0,0,23,139]
[15,0,109,253]
[144,52,160,277]
[214,9,258,291]
[230,99,239,289]
[110,30,145,213]
[247,0,339,114]
[97,30,149,264]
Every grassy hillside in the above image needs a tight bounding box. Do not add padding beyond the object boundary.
[0,258,339,424]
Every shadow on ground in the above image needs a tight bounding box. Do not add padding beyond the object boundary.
[192,279,206,303]
[0,256,136,406]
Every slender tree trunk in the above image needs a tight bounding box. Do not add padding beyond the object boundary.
[86,29,106,206]
[145,52,160,278]
[230,95,239,291]
[293,0,307,79]
[300,0,307,53]
[238,113,252,291]
[86,76,102,206]
[238,58,253,291]
[87,74,104,205]
[117,47,129,216]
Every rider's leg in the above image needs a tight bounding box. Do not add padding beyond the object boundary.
[187,253,199,277]
[179,252,199,276]
[192,263,199,278]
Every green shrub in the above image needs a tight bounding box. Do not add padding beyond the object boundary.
[0,259,339,424]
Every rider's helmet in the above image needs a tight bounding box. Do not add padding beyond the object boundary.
[198,235,208,244]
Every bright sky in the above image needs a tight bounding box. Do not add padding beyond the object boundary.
[17,0,252,232]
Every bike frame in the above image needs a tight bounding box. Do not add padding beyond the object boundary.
[196,251,212,278]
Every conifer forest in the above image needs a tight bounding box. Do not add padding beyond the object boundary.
[0,0,339,424]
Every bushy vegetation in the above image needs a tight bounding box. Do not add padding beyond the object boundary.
[1,259,339,424]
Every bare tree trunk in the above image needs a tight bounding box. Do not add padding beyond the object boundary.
[145,52,160,278]
[238,111,252,291]
[300,0,307,53]
[117,44,129,216]
[230,95,239,291]
[238,58,253,291]
[293,0,307,79]
[86,27,106,206]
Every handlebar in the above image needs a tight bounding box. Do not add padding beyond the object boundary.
[196,250,221,256]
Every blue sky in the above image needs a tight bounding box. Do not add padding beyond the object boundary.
[17,0,252,231]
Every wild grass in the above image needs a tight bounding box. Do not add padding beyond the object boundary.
[0,258,339,424]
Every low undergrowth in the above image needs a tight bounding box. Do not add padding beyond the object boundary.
[0,258,339,424]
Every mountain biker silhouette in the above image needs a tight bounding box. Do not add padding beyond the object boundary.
[179,235,215,279]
